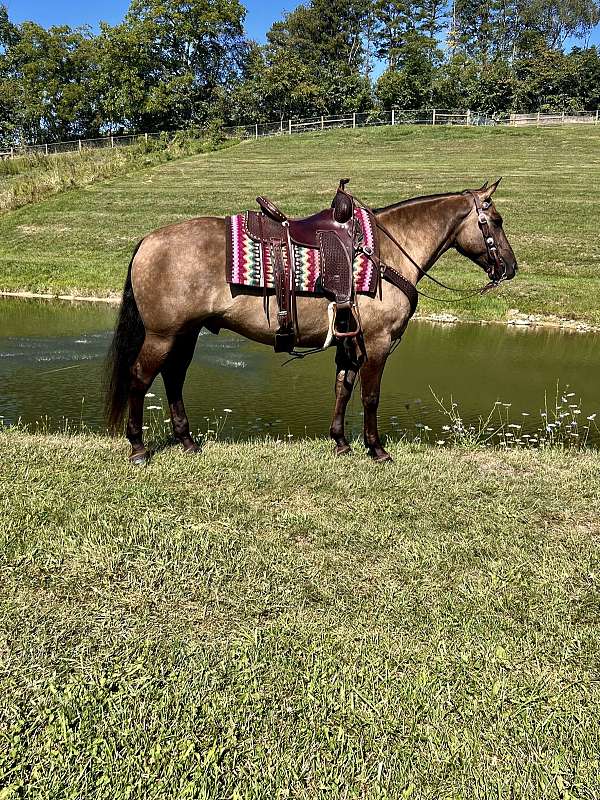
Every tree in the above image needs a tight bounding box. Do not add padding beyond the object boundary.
[264,0,373,116]
[121,0,247,128]
[2,21,98,143]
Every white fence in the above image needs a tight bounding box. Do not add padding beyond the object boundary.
[221,108,496,139]
[509,111,599,126]
[0,131,163,159]
[1,107,598,159]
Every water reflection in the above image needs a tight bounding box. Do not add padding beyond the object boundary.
[0,298,599,445]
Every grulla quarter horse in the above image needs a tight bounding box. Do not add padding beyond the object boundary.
[106,180,517,464]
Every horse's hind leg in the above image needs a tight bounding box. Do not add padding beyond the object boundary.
[127,333,174,465]
[161,330,200,453]
[329,341,360,456]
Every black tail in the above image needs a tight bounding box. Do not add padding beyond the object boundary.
[105,242,146,431]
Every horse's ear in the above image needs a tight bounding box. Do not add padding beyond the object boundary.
[485,177,502,197]
[478,180,488,191]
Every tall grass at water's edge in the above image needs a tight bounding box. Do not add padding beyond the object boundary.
[0,131,239,213]
[5,383,599,452]
[429,383,599,449]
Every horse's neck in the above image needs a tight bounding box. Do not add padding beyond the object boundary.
[375,195,467,284]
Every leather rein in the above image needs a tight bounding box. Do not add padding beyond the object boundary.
[348,189,507,306]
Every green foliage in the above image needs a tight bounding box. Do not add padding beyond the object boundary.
[0,0,598,143]
[262,0,374,116]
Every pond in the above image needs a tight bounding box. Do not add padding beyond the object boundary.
[1,298,599,446]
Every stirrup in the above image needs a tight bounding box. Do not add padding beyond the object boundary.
[332,302,361,340]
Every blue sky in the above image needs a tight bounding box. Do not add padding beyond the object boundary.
[6,0,600,47]
[7,0,297,40]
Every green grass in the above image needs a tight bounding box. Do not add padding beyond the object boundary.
[1,429,600,798]
[0,124,599,323]
[0,134,237,213]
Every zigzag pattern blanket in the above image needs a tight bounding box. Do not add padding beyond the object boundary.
[226,207,378,295]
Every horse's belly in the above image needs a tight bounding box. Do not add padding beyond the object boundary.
[220,292,331,348]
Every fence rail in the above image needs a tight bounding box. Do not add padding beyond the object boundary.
[1,108,598,160]
[509,111,599,126]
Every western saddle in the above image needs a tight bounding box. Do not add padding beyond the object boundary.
[246,179,361,353]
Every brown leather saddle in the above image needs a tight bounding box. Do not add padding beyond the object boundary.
[245,179,361,353]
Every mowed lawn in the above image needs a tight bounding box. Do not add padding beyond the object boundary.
[0,430,600,800]
[0,125,599,323]
[1,430,599,798]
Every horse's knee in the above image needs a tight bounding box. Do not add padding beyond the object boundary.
[362,391,380,410]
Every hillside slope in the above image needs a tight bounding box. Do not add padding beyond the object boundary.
[0,125,599,323]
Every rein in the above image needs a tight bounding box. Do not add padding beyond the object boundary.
[349,190,504,302]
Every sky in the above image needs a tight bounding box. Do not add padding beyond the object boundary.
[7,0,298,40]
[6,0,600,47]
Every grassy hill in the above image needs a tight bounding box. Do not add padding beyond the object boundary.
[1,124,599,323]
[1,429,599,798]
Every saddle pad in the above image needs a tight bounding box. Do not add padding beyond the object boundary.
[226,207,378,295]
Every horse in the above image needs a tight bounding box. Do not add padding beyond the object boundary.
[106,179,517,464]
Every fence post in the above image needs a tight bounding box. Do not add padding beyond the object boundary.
[561,110,565,124]
[280,119,283,133]
[466,109,471,126]
[288,119,292,135]
[432,109,436,126]
[391,109,395,126]
[596,110,599,124]
[10,147,14,159]
[537,111,540,126]
[255,123,258,139]
[45,144,48,155]
[353,113,356,129]
[78,139,82,152]
[110,135,114,148]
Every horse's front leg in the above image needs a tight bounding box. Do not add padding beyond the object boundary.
[329,340,362,456]
[360,336,392,463]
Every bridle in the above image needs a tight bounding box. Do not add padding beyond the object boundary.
[464,190,507,286]
[349,188,508,300]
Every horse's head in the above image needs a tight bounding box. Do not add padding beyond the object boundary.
[454,179,517,284]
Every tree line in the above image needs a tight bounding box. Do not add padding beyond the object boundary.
[1,0,599,145]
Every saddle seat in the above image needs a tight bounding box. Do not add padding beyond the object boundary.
[249,181,361,353]
[256,190,355,249]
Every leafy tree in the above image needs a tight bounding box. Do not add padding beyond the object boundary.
[2,22,98,142]
[264,0,373,116]
[570,45,600,107]
[122,0,247,128]
[517,0,600,51]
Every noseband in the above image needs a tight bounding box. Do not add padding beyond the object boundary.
[465,190,506,286]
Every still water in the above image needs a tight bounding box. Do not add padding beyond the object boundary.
[1,298,599,444]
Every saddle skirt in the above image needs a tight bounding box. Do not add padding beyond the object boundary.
[225,206,379,296]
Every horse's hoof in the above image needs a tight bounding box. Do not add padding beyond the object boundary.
[371,451,393,463]
[334,444,352,457]
[183,442,201,455]
[129,450,149,466]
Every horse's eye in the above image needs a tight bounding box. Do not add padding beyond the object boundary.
[493,217,503,227]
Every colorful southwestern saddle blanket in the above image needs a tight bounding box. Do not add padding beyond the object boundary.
[226,207,378,296]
